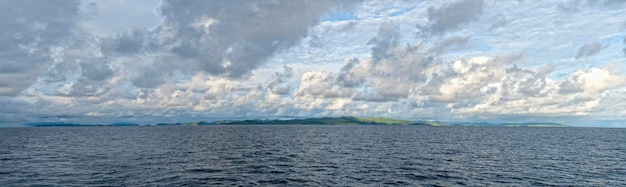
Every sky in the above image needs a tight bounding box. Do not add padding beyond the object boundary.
[1,0,626,127]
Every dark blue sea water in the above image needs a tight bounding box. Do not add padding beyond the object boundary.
[1,125,625,186]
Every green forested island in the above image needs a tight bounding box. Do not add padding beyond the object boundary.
[30,116,568,127]
[208,116,422,125]
[203,117,567,127]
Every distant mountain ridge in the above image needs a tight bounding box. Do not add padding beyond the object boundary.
[28,122,139,127]
[209,116,422,125]
[442,121,567,127]
[30,116,568,127]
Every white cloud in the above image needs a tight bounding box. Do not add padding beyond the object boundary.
[1,0,626,126]
[565,67,626,100]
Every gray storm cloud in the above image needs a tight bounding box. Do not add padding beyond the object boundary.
[38,31,119,98]
[100,30,158,56]
[0,0,81,96]
[417,0,485,37]
[133,0,360,88]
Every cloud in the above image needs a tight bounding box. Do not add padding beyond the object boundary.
[368,21,401,63]
[429,36,471,54]
[80,60,113,82]
[371,77,413,101]
[557,1,582,13]
[295,71,352,99]
[488,15,508,32]
[0,0,81,95]
[623,36,626,57]
[510,64,555,97]
[326,98,352,110]
[81,0,162,35]
[304,22,471,103]
[336,58,366,87]
[422,56,516,102]
[2,1,626,126]
[561,67,626,101]
[0,97,38,124]
[417,0,485,37]
[100,30,157,56]
[596,0,626,7]
[36,33,121,98]
[129,0,361,88]
[345,22,433,102]
[292,71,353,111]
[267,65,294,95]
[558,0,626,13]
[575,42,607,59]
[420,55,626,117]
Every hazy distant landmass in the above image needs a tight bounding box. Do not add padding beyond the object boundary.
[29,122,139,127]
[30,116,567,127]
[444,121,568,127]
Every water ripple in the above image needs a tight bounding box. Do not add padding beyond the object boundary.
[0,126,625,186]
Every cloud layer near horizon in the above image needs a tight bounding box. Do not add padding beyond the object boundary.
[1,0,625,127]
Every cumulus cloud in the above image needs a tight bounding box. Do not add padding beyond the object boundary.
[295,71,352,99]
[416,53,617,117]
[422,56,517,102]
[561,67,626,100]
[267,65,294,95]
[293,71,353,111]
[338,22,433,102]
[575,42,607,59]
[131,74,250,112]
[336,58,366,87]
[418,55,626,118]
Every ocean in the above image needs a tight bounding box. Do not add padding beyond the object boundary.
[1,125,625,186]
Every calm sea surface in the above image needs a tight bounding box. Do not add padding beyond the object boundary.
[1,125,625,186]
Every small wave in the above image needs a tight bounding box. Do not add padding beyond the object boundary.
[188,168,223,173]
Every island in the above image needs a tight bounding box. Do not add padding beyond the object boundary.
[210,116,568,127]
[29,116,568,127]
[29,122,139,127]
[152,116,567,127]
